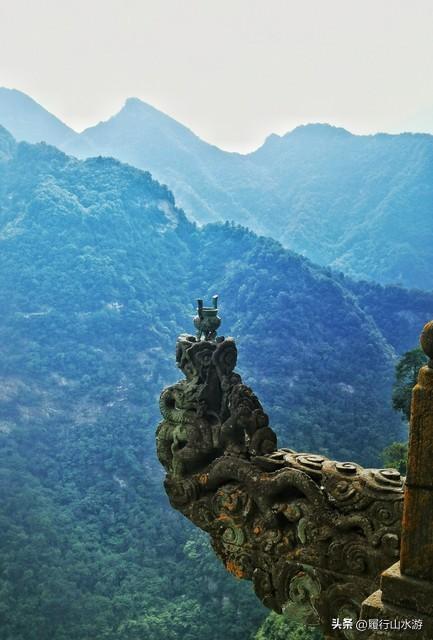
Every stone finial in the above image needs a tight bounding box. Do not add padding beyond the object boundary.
[420,320,433,367]
[193,295,221,341]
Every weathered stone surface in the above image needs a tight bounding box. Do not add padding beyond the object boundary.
[156,311,405,639]
[360,321,433,638]
[401,487,433,580]
[400,322,433,581]
[405,367,433,489]
[380,562,433,617]
[362,584,433,639]
[420,321,433,365]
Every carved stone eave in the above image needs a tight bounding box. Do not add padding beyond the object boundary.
[163,450,403,636]
[156,327,406,638]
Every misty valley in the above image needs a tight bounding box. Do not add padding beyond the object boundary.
[0,90,433,640]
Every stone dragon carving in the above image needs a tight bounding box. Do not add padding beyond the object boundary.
[156,300,404,639]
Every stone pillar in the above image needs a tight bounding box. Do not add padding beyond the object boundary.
[400,321,433,579]
[361,321,433,639]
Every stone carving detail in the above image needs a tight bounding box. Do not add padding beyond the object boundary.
[156,306,404,638]
[361,320,433,638]
[193,296,221,341]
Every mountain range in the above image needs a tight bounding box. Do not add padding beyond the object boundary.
[1,87,432,290]
[1,125,433,638]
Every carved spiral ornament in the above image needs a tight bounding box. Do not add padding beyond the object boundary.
[156,332,405,637]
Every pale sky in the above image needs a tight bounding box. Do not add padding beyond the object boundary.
[0,0,433,152]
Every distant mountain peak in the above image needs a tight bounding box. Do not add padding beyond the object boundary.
[258,123,352,154]
[124,96,148,108]
[80,96,204,152]
[287,122,352,139]
[115,96,182,124]
[0,86,38,105]
[0,86,77,146]
[122,96,157,113]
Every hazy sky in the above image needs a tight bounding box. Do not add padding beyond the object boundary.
[1,0,433,151]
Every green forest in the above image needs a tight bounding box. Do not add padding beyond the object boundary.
[3,89,433,290]
[0,127,431,639]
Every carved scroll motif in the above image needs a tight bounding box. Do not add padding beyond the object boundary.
[156,334,404,639]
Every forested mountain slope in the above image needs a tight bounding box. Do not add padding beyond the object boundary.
[1,127,432,639]
[68,97,262,228]
[248,125,433,289]
[2,90,432,289]
[0,127,265,640]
